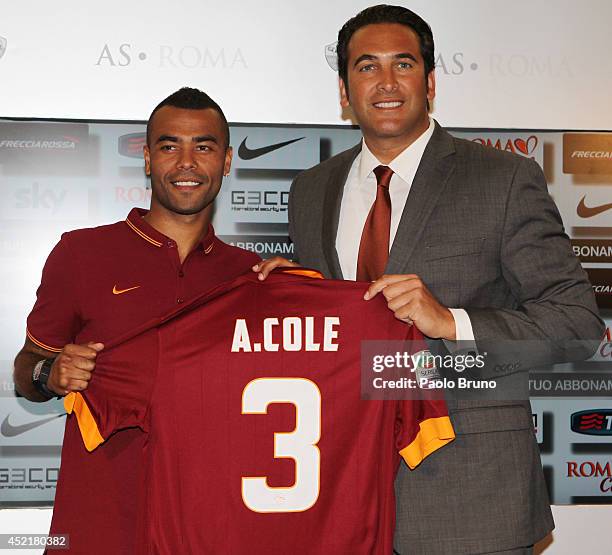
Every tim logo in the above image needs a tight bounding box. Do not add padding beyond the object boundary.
[472,136,538,157]
[571,410,612,436]
[118,133,146,158]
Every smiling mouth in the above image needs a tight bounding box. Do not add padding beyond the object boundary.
[171,180,203,188]
[373,101,404,109]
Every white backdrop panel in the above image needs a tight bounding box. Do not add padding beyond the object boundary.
[1,0,611,129]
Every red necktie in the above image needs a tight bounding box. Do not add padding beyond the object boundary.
[356,165,394,281]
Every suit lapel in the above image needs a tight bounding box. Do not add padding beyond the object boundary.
[321,144,361,279]
[387,123,456,274]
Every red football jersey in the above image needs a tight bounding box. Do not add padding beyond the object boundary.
[65,270,454,555]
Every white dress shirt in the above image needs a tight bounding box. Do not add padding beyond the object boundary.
[335,119,475,341]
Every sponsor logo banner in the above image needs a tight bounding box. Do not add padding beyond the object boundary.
[533,410,543,444]
[0,181,89,222]
[0,122,88,155]
[0,457,60,506]
[571,239,612,263]
[228,186,289,224]
[563,133,612,174]
[576,195,612,220]
[585,268,612,309]
[571,409,612,436]
[118,132,146,158]
[590,324,612,362]
[565,459,612,499]
[0,36,6,60]
[219,235,293,258]
[232,128,318,169]
[0,397,66,446]
[452,131,544,166]
[529,372,612,397]
[0,122,90,175]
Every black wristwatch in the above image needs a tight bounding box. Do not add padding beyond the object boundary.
[32,358,57,399]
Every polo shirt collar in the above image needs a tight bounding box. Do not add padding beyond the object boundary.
[125,208,216,254]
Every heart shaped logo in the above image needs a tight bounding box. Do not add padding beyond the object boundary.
[514,136,538,156]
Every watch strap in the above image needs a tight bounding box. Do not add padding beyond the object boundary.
[32,358,57,399]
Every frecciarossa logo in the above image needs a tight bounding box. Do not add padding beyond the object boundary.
[571,410,612,435]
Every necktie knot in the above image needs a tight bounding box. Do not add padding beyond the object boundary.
[373,165,394,189]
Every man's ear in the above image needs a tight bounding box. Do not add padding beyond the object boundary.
[143,145,151,176]
[426,70,436,106]
[223,146,233,176]
[339,77,350,109]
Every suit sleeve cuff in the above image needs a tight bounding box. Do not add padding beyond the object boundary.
[443,308,476,354]
[448,308,475,341]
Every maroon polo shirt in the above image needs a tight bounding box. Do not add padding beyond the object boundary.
[27,207,259,555]
[28,207,259,350]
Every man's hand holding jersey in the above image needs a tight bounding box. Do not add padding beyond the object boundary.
[252,257,299,280]
[47,342,104,396]
[364,274,456,340]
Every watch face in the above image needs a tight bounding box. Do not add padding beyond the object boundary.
[33,364,42,381]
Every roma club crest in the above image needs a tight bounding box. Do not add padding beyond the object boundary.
[324,42,338,71]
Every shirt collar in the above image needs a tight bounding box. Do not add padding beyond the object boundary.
[125,208,216,254]
[358,118,435,184]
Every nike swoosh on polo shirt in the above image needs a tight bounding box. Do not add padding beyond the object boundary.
[113,285,141,295]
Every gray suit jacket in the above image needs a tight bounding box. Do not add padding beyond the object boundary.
[289,122,603,554]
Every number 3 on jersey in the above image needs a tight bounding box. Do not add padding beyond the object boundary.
[241,378,321,513]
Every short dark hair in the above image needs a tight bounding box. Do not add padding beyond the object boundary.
[337,4,435,89]
[146,87,230,147]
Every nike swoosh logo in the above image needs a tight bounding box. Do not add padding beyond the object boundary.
[1,414,65,437]
[238,137,304,160]
[113,285,141,295]
[577,196,612,218]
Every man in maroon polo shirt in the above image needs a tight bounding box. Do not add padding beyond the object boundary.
[13,87,259,553]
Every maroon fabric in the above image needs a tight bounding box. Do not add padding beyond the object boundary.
[357,165,394,282]
[33,209,259,555]
[72,272,451,555]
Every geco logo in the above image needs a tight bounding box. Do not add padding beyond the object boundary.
[231,191,288,214]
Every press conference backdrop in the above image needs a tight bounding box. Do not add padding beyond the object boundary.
[0,119,610,509]
[1,0,612,129]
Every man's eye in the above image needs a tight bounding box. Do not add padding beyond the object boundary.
[359,64,376,72]
[398,61,413,69]
[160,145,176,151]
[196,145,211,152]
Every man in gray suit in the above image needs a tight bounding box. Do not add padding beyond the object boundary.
[254,4,603,554]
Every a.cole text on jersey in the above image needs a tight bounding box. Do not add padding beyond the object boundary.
[231,316,340,352]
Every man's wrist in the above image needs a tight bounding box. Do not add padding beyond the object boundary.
[443,308,457,340]
[32,359,57,399]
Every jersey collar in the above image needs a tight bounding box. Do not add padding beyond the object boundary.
[125,208,216,254]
